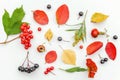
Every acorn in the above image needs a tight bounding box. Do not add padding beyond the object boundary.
[37,45,45,53]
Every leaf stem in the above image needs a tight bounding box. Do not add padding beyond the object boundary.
[0,36,19,44]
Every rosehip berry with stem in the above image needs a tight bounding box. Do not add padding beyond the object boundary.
[91,28,105,38]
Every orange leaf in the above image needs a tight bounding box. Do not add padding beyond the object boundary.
[33,10,49,25]
[56,4,69,25]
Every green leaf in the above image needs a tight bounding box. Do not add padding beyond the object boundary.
[59,67,88,73]
[2,6,25,36]
[2,10,11,35]
[66,29,79,31]
[9,21,22,35]
[11,5,25,25]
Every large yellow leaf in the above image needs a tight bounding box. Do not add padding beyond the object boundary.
[91,12,108,23]
[62,49,76,65]
[44,29,53,41]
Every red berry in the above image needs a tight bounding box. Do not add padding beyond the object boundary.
[29,35,33,39]
[50,66,54,70]
[22,23,27,27]
[26,25,30,29]
[44,71,48,74]
[28,43,31,47]
[38,27,41,31]
[24,46,29,49]
[46,68,51,72]
[91,28,99,38]
[79,45,83,49]
[28,30,33,34]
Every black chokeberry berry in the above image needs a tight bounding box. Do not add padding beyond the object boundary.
[25,67,29,72]
[47,4,51,9]
[18,66,25,72]
[34,64,39,68]
[27,68,31,73]
[79,11,84,16]
[100,59,105,64]
[30,67,36,72]
[104,58,108,62]
[57,37,62,41]
[113,35,118,40]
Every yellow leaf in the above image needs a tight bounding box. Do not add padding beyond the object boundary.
[44,29,53,41]
[91,12,108,23]
[62,49,76,65]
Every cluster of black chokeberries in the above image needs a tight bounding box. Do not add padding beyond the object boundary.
[18,51,39,73]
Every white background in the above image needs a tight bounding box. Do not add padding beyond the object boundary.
[0,0,120,80]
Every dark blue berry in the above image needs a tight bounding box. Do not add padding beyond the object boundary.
[18,66,25,72]
[34,64,39,68]
[113,35,118,40]
[100,59,105,64]
[47,4,51,9]
[104,58,108,62]
[79,11,84,16]
[57,37,62,41]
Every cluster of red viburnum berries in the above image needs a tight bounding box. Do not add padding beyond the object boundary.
[19,23,33,49]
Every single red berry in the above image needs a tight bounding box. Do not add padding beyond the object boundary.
[91,28,99,38]
[44,71,48,74]
[29,35,33,39]
[46,68,51,72]
[20,26,25,31]
[38,27,41,31]
[26,25,30,29]
[28,30,33,34]
[28,43,31,47]
[79,45,83,49]
[50,66,54,70]
[24,46,29,49]
[22,23,27,26]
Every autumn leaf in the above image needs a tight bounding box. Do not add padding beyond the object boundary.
[56,4,69,25]
[44,29,53,41]
[33,10,49,25]
[62,49,76,65]
[91,12,108,23]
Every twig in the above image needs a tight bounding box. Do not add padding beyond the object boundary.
[0,36,19,44]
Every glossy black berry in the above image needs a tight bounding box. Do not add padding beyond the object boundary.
[79,11,84,16]
[47,4,51,9]
[30,67,36,72]
[57,37,62,41]
[104,58,108,62]
[24,67,29,72]
[100,59,105,64]
[34,64,39,68]
[113,35,118,40]
[18,66,25,72]
[27,68,31,73]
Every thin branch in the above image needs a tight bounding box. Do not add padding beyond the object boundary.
[0,36,19,44]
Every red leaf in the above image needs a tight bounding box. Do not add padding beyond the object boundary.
[105,42,116,60]
[56,4,69,25]
[33,10,49,25]
[86,58,98,78]
[45,50,57,63]
[86,41,103,55]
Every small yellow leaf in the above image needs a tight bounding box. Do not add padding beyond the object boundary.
[44,29,53,41]
[62,49,76,65]
[91,12,108,23]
